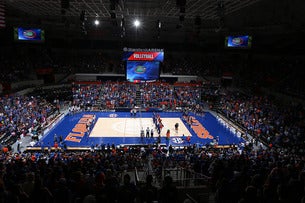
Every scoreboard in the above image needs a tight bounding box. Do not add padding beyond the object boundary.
[123,48,164,82]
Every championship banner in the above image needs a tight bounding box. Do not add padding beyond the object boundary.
[123,51,164,61]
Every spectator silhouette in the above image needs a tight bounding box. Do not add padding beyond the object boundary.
[159,175,177,203]
[117,174,137,203]
[140,174,158,203]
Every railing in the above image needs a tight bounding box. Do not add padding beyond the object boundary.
[216,110,268,147]
[186,193,198,203]
[135,167,140,185]
[161,167,211,187]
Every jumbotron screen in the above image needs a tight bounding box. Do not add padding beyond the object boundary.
[14,27,45,42]
[126,61,160,82]
[225,35,251,48]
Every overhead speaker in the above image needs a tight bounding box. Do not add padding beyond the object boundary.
[61,0,70,9]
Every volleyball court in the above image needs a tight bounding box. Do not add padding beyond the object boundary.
[89,111,191,139]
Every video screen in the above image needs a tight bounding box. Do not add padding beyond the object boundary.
[126,61,160,82]
[225,35,251,48]
[14,27,45,42]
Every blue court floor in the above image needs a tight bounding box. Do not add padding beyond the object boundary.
[37,111,244,148]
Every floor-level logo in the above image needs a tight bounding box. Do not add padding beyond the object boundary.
[109,113,118,118]
[172,137,184,144]
[65,114,94,142]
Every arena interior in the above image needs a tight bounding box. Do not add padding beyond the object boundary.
[0,0,305,202]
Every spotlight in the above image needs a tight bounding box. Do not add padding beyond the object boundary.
[120,17,125,27]
[94,19,100,25]
[157,20,161,29]
[134,19,140,27]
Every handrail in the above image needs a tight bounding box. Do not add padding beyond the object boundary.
[216,110,268,147]
[161,167,211,187]
[181,168,211,180]
[216,111,247,135]
[186,193,198,203]
[135,167,140,185]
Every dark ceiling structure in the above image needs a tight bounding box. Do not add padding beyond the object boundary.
[7,0,260,20]
[3,0,305,48]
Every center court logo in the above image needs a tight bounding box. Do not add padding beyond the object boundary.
[109,113,118,118]
[112,119,152,135]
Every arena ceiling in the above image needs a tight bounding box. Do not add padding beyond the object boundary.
[6,0,263,20]
[5,0,305,46]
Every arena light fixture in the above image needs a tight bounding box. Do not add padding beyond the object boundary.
[94,19,100,26]
[134,19,140,27]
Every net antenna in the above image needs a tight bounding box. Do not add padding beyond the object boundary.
[136,84,143,131]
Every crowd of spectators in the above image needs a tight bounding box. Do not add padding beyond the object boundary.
[0,82,304,202]
[0,95,59,147]
[1,45,305,202]
[274,57,305,99]
[71,82,203,111]
[72,82,136,109]
[50,51,121,74]
[162,54,219,76]
[218,90,305,151]
[2,45,304,97]
[0,46,219,90]
[1,141,305,202]
[50,50,214,76]
[0,47,38,83]
[235,55,305,98]
[30,86,73,107]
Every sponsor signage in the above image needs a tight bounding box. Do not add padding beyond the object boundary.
[123,51,164,61]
